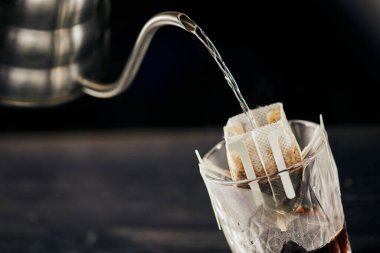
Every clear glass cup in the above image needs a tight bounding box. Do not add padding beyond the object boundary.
[199,120,351,253]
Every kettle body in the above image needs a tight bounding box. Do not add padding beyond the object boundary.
[0,0,110,106]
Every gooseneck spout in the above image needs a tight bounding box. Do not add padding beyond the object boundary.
[79,11,197,98]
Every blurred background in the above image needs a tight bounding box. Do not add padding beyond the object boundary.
[0,0,378,131]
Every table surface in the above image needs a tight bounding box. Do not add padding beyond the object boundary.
[0,126,379,253]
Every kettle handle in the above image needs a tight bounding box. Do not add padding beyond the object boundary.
[77,11,196,98]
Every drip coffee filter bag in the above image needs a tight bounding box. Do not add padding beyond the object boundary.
[224,102,302,208]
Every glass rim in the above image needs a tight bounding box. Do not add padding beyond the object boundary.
[201,120,327,186]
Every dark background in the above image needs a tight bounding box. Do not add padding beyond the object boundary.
[0,0,379,131]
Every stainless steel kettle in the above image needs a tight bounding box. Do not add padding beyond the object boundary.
[0,0,196,106]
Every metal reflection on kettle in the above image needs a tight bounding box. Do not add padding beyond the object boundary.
[0,0,196,106]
